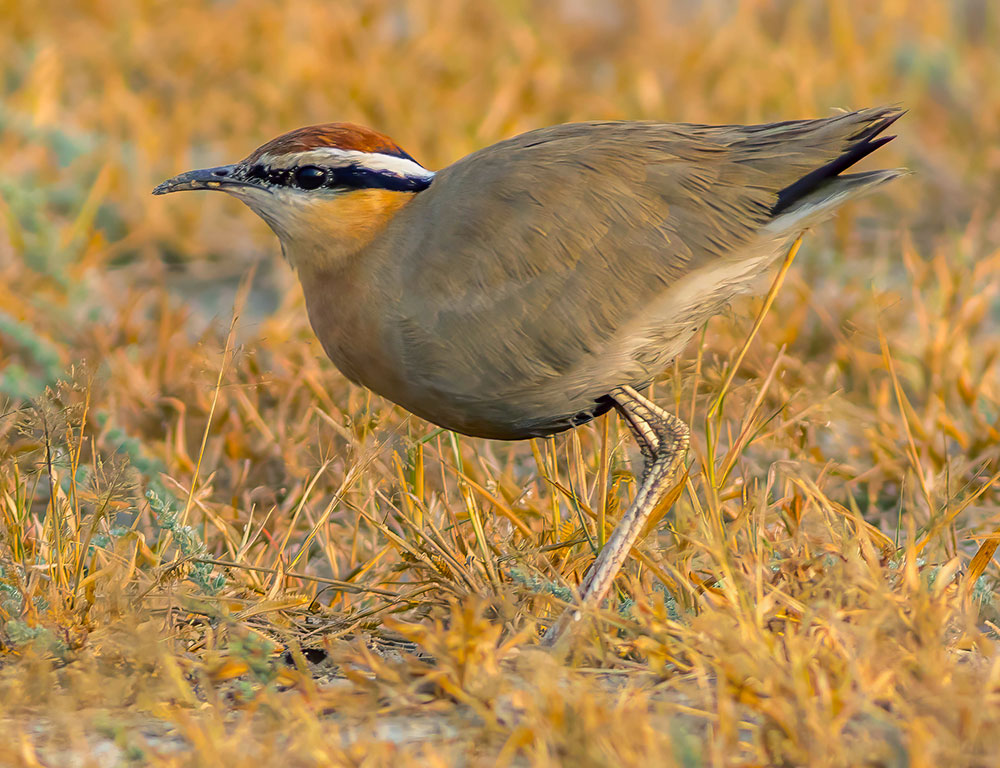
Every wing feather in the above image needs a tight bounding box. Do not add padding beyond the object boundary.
[388,109,900,407]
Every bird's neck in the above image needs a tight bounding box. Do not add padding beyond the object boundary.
[275,188,416,276]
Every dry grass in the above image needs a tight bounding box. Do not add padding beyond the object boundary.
[2,0,1000,765]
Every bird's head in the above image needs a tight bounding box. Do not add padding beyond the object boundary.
[154,123,433,271]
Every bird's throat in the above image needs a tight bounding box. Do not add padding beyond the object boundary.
[275,188,416,274]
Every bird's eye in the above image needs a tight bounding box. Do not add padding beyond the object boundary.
[294,166,328,190]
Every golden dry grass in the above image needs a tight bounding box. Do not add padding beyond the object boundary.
[2,0,1000,765]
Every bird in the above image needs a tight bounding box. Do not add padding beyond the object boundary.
[154,107,904,643]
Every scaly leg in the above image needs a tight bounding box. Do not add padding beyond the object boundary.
[542,385,689,646]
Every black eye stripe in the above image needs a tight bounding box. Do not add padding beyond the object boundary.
[328,164,432,191]
[238,163,432,192]
[245,165,291,186]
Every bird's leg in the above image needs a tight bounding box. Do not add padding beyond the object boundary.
[542,385,689,645]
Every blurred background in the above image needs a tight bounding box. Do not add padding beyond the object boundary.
[3,1,1000,764]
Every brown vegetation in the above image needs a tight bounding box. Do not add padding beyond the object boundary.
[2,1,999,765]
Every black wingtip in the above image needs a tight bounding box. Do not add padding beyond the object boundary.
[771,109,903,217]
[849,107,906,143]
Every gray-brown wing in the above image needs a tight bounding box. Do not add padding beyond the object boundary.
[389,110,898,402]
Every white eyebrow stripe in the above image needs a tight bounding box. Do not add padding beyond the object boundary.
[257,148,435,180]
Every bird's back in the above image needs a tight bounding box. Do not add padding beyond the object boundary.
[317,109,903,439]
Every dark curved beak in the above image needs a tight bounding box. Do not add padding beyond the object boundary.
[152,164,250,195]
